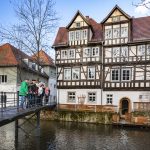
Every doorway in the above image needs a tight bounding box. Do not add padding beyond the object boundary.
[119,97,131,117]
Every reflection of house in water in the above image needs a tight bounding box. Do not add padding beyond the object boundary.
[53,5,150,115]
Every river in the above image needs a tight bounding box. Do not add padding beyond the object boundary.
[0,120,150,150]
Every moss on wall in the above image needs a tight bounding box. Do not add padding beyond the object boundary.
[41,110,113,124]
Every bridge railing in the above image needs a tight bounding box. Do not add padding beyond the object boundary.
[0,91,56,112]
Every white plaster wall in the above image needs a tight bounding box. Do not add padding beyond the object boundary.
[49,78,57,102]
[57,89,102,105]
[103,91,150,110]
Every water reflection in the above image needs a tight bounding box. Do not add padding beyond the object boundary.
[0,121,150,150]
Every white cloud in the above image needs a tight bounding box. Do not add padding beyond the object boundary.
[135,0,150,15]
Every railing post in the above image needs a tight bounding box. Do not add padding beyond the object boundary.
[1,92,3,112]
[17,91,19,112]
[15,120,18,149]
[35,111,40,137]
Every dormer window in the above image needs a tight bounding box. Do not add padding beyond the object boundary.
[76,22,80,28]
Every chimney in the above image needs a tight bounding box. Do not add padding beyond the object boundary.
[86,16,89,19]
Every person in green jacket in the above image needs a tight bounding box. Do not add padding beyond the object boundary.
[19,79,29,109]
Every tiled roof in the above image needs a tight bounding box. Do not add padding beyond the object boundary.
[132,16,150,41]
[0,43,30,66]
[53,8,150,47]
[32,50,55,67]
[53,17,102,46]
[53,27,68,47]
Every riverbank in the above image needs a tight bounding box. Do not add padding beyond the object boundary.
[40,110,150,128]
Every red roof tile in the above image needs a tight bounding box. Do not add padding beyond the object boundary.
[32,50,55,66]
[132,16,150,41]
[0,43,30,66]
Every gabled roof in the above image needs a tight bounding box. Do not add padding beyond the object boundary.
[0,43,31,66]
[66,10,90,29]
[101,5,131,24]
[32,50,55,67]
[132,16,150,41]
[53,17,102,47]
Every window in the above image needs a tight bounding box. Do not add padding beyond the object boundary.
[111,69,119,81]
[113,28,120,38]
[75,31,80,40]
[88,92,96,103]
[88,67,95,79]
[105,29,112,39]
[122,69,131,81]
[121,47,128,57]
[82,29,87,39]
[68,92,76,102]
[121,27,128,37]
[64,68,71,80]
[83,48,91,57]
[0,75,7,83]
[112,16,120,22]
[92,47,99,57]
[72,68,80,80]
[112,47,120,58]
[61,50,67,59]
[106,94,113,104]
[147,45,150,55]
[76,22,80,28]
[69,31,74,41]
[137,45,145,56]
[68,49,75,59]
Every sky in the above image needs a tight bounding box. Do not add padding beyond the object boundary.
[0,0,149,57]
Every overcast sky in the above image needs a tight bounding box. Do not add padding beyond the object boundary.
[0,0,149,57]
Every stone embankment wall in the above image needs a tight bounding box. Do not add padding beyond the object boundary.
[41,110,113,124]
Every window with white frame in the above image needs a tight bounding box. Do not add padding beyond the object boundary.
[64,68,71,80]
[68,49,75,59]
[113,27,120,38]
[88,66,95,79]
[121,27,128,37]
[82,29,87,39]
[111,69,120,81]
[75,31,80,40]
[106,94,113,104]
[76,22,80,28]
[92,47,99,57]
[83,48,91,57]
[68,92,76,102]
[121,47,128,57]
[122,69,131,81]
[72,68,80,80]
[112,16,120,22]
[0,75,7,83]
[137,45,145,56]
[69,31,74,41]
[61,50,67,59]
[88,92,96,103]
[147,45,150,55]
[105,29,112,39]
[112,47,120,58]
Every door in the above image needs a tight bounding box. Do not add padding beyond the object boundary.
[120,98,129,115]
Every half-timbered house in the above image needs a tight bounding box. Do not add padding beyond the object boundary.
[53,5,150,115]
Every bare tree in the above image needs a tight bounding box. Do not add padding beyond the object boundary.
[0,0,58,67]
[133,0,150,9]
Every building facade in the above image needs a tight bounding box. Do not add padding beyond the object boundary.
[0,43,49,93]
[53,5,150,115]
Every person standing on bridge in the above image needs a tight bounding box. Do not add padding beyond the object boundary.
[19,79,29,110]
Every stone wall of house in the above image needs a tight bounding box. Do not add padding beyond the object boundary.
[40,110,113,124]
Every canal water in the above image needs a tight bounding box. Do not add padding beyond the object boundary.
[0,120,150,150]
